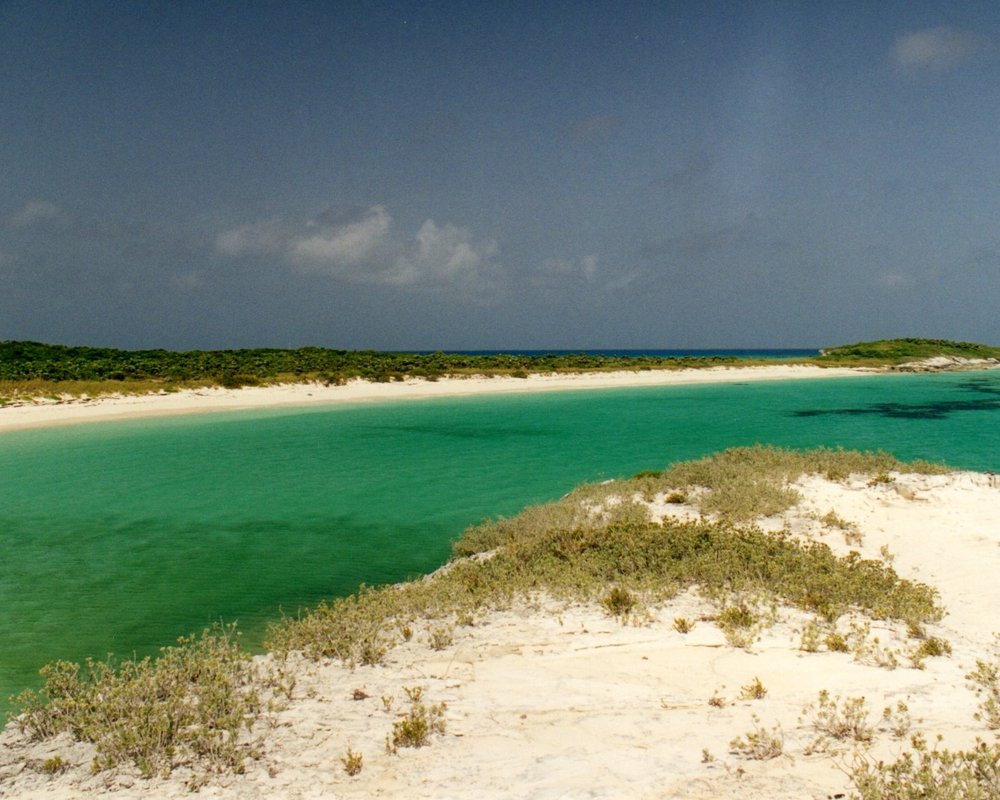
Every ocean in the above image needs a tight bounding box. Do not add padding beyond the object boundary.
[2,367,999,711]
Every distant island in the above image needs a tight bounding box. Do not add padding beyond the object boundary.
[818,337,1000,365]
[1,338,998,405]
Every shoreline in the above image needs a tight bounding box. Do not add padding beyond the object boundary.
[3,466,1000,798]
[0,364,873,432]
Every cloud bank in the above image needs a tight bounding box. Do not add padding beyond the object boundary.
[217,206,503,299]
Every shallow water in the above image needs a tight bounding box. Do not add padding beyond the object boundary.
[2,370,1000,710]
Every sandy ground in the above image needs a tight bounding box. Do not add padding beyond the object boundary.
[3,469,1000,799]
[0,364,870,433]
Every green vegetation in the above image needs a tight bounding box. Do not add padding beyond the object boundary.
[819,337,1000,364]
[269,446,945,661]
[802,690,875,754]
[729,715,784,760]
[385,687,447,753]
[2,337,997,403]
[651,444,944,522]
[11,625,268,779]
[0,340,757,401]
[966,635,1000,730]
[851,736,1000,800]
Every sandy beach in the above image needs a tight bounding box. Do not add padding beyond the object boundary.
[3,464,1000,799]
[0,364,871,433]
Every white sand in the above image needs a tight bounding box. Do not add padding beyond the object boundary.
[0,364,870,432]
[3,469,1000,799]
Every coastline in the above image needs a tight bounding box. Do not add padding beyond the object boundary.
[0,364,872,433]
[3,466,1000,798]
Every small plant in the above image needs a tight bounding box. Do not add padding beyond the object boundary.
[739,677,768,701]
[602,586,637,619]
[799,619,851,653]
[799,619,824,652]
[386,688,446,753]
[673,617,694,634]
[966,637,1000,729]
[881,700,913,739]
[381,695,394,712]
[665,490,687,504]
[801,689,874,754]
[708,690,727,708]
[879,544,895,563]
[40,755,69,774]
[729,715,783,760]
[909,636,951,669]
[403,685,424,702]
[428,625,454,651]
[351,688,369,701]
[717,601,764,649]
[717,603,756,630]
[341,748,363,776]
[820,510,863,548]
[867,472,896,487]
[848,621,901,670]
[843,529,864,547]
[701,747,715,763]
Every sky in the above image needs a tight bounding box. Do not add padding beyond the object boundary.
[2,1,1000,351]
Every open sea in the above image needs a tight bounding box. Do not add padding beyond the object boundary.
[3,364,1000,712]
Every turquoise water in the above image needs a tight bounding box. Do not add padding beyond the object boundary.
[2,370,1000,711]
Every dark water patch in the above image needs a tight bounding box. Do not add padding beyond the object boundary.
[793,371,1000,420]
[793,397,1000,420]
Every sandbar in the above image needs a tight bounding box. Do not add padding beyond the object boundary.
[0,364,871,433]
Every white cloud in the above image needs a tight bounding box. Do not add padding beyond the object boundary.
[291,205,391,266]
[217,205,503,298]
[215,218,286,256]
[393,220,498,285]
[891,27,990,73]
[10,200,60,227]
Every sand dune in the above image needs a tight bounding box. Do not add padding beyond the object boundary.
[3,469,1000,798]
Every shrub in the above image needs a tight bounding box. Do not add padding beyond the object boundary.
[851,735,1000,800]
[428,624,454,650]
[341,748,363,776]
[966,636,1000,729]
[801,689,875,754]
[386,688,446,753]
[739,677,768,701]
[601,586,637,619]
[13,624,263,778]
[729,715,783,759]
[673,617,694,634]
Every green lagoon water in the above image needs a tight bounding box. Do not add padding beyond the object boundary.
[3,370,1000,711]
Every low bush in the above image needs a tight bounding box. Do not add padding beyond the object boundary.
[12,624,264,778]
[851,735,1000,799]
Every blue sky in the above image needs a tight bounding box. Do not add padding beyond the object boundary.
[2,2,999,350]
